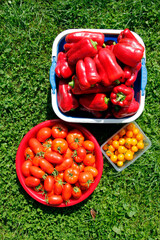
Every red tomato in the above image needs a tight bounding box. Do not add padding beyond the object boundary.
[63,168,79,184]
[24,147,34,160]
[28,138,44,154]
[62,183,72,202]
[51,123,68,139]
[71,162,85,173]
[79,172,94,189]
[54,179,64,195]
[83,153,95,166]
[39,158,54,174]
[44,175,54,192]
[21,160,32,177]
[44,150,63,165]
[52,138,68,154]
[25,176,40,188]
[84,166,98,177]
[36,127,52,142]
[66,129,84,150]
[32,156,42,167]
[47,195,63,205]
[46,189,54,197]
[73,147,86,163]
[42,139,53,152]
[29,166,46,179]
[63,147,73,159]
[54,172,64,182]
[55,158,73,172]
[83,140,95,152]
[72,186,82,199]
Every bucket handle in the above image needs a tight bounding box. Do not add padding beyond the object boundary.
[141,58,147,96]
[50,56,57,94]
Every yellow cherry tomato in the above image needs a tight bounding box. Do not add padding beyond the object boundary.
[108,145,115,152]
[117,161,124,167]
[119,129,126,137]
[112,134,120,141]
[131,146,138,152]
[137,140,144,149]
[126,130,133,138]
[126,123,135,131]
[108,139,113,145]
[124,150,133,161]
[131,138,138,146]
[112,140,119,149]
[133,127,139,136]
[106,151,114,157]
[119,138,125,146]
[118,146,126,154]
[103,143,109,151]
[136,133,143,141]
[117,153,125,161]
[110,155,118,163]
[115,150,119,156]
[125,138,132,148]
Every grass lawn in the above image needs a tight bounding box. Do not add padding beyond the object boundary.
[0,0,160,239]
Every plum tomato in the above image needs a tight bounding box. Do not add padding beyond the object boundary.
[54,179,64,195]
[47,195,63,205]
[39,158,54,175]
[29,166,46,179]
[55,158,73,172]
[62,183,72,202]
[44,175,54,192]
[63,168,79,184]
[52,138,68,154]
[21,160,32,177]
[66,129,84,150]
[24,147,34,160]
[44,150,63,165]
[42,139,53,152]
[51,123,68,139]
[28,138,44,154]
[36,127,52,143]
[62,147,73,159]
[25,176,40,188]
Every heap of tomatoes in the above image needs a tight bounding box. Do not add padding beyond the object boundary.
[21,122,99,205]
[102,122,145,167]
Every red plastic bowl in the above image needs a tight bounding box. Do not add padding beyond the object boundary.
[16,119,103,207]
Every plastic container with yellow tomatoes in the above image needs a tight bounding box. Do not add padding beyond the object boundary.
[101,121,151,172]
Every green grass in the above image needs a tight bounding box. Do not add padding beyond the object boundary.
[0,0,160,239]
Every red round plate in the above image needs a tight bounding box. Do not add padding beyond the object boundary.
[16,119,103,207]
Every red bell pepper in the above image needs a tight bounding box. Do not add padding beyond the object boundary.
[57,79,79,113]
[124,62,142,87]
[65,31,105,46]
[113,38,144,67]
[63,43,75,52]
[76,57,101,90]
[98,48,124,83]
[69,75,114,95]
[112,98,139,118]
[117,28,139,42]
[66,38,98,65]
[79,93,110,111]
[55,52,74,79]
[110,84,134,107]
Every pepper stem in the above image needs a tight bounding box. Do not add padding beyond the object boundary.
[68,79,75,88]
[104,97,110,105]
[116,92,126,102]
[90,39,98,50]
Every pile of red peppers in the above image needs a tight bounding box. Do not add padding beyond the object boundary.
[55,29,144,118]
